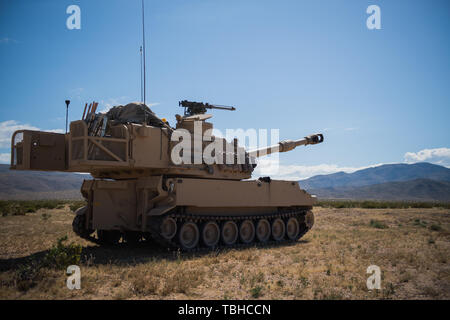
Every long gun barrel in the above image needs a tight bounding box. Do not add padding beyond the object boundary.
[247,133,324,158]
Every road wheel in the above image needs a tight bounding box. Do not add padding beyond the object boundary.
[239,220,255,244]
[271,218,286,241]
[72,210,94,239]
[221,221,238,246]
[160,217,177,240]
[97,230,121,245]
[286,217,300,240]
[256,219,271,242]
[178,221,199,250]
[202,221,220,248]
[305,210,315,229]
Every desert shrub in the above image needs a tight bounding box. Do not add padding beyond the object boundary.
[41,213,51,221]
[42,235,82,269]
[250,286,263,298]
[12,235,81,292]
[132,276,159,295]
[131,264,203,297]
[369,219,388,229]
[413,219,427,228]
[14,261,42,292]
[430,224,442,232]
[160,268,203,296]
[250,272,265,287]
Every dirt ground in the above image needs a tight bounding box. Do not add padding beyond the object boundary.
[0,206,449,300]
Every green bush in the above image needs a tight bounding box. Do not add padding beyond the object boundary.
[42,235,82,269]
[369,219,388,229]
[12,236,82,292]
[430,224,442,232]
[14,261,42,292]
[250,286,263,298]
[413,219,427,228]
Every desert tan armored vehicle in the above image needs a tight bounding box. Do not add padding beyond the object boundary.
[10,101,323,250]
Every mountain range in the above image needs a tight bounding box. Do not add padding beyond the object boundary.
[0,164,86,200]
[0,162,449,202]
[299,162,450,202]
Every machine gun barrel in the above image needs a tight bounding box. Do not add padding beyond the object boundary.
[247,133,323,158]
[179,100,235,116]
[207,104,236,111]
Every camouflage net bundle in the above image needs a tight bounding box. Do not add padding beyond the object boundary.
[106,102,166,128]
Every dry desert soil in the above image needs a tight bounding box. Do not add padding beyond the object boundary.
[0,206,449,299]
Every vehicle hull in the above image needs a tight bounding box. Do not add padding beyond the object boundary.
[75,176,316,250]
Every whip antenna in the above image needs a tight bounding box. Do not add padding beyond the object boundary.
[140,46,143,102]
[141,0,147,105]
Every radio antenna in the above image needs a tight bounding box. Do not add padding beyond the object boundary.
[140,46,143,102]
[141,0,147,105]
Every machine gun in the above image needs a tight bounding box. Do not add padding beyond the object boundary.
[179,100,236,116]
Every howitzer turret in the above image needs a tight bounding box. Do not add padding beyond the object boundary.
[10,101,323,251]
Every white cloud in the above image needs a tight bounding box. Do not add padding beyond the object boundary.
[251,147,450,181]
[0,37,18,44]
[47,129,65,134]
[69,87,85,101]
[0,120,63,148]
[98,96,131,113]
[0,153,10,164]
[0,120,39,148]
[404,147,450,167]
[253,158,384,180]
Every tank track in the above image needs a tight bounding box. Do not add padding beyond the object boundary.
[72,212,99,244]
[72,207,313,251]
[145,207,312,252]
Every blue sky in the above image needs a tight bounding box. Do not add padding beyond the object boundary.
[0,0,449,179]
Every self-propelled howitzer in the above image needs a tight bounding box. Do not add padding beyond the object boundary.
[10,101,323,250]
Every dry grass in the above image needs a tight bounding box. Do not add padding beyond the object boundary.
[0,205,449,299]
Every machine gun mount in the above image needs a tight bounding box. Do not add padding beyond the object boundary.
[179,100,236,116]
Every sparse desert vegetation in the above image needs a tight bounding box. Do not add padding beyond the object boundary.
[0,201,449,299]
[0,200,86,217]
[316,200,450,209]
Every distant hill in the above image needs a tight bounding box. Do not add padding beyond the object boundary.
[309,178,450,202]
[299,163,450,190]
[1,162,449,202]
[0,164,87,200]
